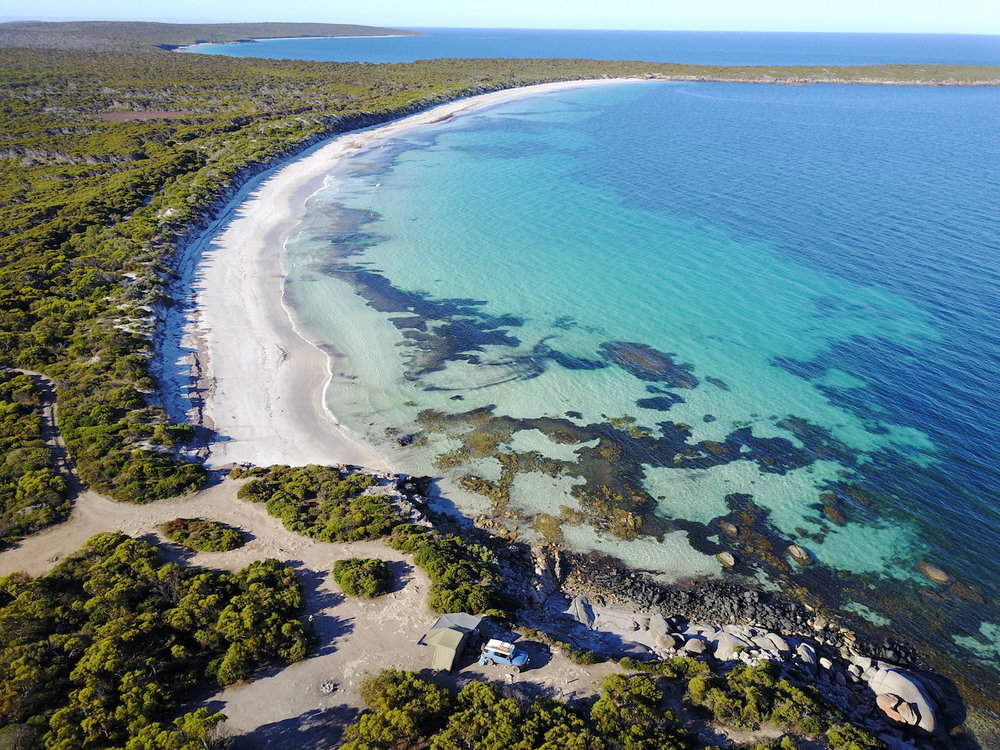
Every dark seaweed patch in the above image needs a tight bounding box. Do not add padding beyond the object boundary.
[599,341,698,388]
[773,355,828,380]
[531,338,608,371]
[636,394,683,411]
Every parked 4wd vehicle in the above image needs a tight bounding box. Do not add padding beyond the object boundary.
[478,639,529,672]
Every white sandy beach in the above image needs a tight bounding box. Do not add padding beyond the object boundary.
[168,79,638,470]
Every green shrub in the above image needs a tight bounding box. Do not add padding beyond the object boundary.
[405,532,508,616]
[685,662,832,736]
[233,465,397,542]
[341,669,451,749]
[591,674,688,750]
[619,655,710,679]
[160,517,244,551]
[825,723,886,750]
[333,558,392,598]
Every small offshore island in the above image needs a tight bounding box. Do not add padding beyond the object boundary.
[0,19,999,750]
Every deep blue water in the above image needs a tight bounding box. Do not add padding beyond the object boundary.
[198,29,1000,704]
[191,28,1000,66]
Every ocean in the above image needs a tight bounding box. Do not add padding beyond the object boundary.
[189,27,1000,66]
[194,32,1000,706]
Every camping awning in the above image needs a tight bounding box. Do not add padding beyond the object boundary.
[424,626,470,671]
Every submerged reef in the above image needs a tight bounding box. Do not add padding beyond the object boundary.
[307,184,998,736]
[599,340,700,388]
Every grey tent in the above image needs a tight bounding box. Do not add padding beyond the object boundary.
[421,612,484,671]
[429,612,483,633]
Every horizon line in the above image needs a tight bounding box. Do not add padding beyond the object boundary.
[1,18,999,37]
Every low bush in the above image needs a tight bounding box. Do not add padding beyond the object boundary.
[686,661,829,735]
[825,723,885,750]
[333,558,392,598]
[160,517,244,551]
[619,654,711,679]
[518,626,607,665]
[234,464,398,542]
[387,524,509,617]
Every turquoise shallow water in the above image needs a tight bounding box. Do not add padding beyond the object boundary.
[281,81,1000,692]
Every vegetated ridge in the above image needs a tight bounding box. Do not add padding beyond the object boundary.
[0,21,420,51]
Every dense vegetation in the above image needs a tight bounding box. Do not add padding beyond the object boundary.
[332,557,393,598]
[1,37,998,539]
[0,21,418,52]
[340,665,885,750]
[687,662,840,738]
[232,464,509,615]
[160,517,244,551]
[233,464,392,541]
[0,369,68,544]
[386,523,509,616]
[0,532,308,748]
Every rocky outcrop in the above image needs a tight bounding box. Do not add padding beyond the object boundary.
[917,561,955,586]
[866,667,938,733]
[566,595,595,628]
[500,543,947,743]
[786,543,814,565]
[716,550,736,567]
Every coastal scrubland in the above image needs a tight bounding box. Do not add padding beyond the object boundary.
[0,370,68,543]
[337,666,885,750]
[0,503,892,750]
[0,29,1000,552]
[1,21,998,748]
[1,41,998,545]
[0,532,307,748]
[230,464,509,615]
[0,21,419,52]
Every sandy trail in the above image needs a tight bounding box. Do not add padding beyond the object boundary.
[0,478,613,747]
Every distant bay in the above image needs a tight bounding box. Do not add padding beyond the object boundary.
[190,28,1000,66]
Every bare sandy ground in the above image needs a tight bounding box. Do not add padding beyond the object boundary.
[0,478,615,747]
[165,78,641,471]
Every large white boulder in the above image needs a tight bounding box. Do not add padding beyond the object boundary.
[795,643,818,675]
[648,613,669,636]
[683,638,708,655]
[866,668,938,733]
[712,631,755,660]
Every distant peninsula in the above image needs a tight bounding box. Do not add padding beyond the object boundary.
[0,20,420,52]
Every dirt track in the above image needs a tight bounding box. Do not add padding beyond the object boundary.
[0,475,612,747]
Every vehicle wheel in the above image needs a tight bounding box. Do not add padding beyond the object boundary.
[511,666,521,674]
[484,658,494,666]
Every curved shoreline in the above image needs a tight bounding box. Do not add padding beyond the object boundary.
[166,78,645,470]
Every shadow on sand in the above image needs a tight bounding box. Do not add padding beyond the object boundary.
[234,704,360,749]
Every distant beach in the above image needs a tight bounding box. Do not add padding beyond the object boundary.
[175,34,415,53]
